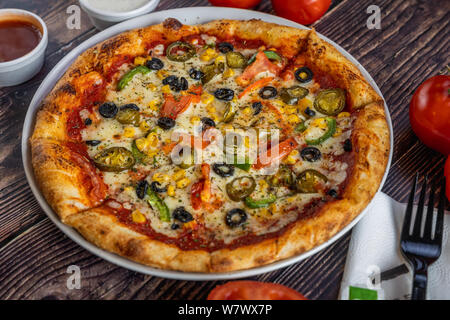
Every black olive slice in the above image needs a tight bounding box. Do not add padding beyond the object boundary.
[173,207,194,223]
[343,139,352,152]
[84,118,92,126]
[145,57,164,70]
[252,101,263,115]
[150,181,167,193]
[328,189,338,198]
[162,75,178,86]
[304,107,316,117]
[136,180,149,199]
[201,117,216,131]
[120,103,140,111]
[295,67,314,83]
[214,88,235,101]
[189,68,204,80]
[86,140,101,146]
[157,117,176,130]
[99,102,118,118]
[212,163,235,177]
[217,42,234,53]
[259,86,277,99]
[178,77,189,91]
[300,147,322,162]
[226,208,247,228]
[171,223,180,230]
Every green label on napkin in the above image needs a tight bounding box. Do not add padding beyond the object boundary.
[349,286,378,300]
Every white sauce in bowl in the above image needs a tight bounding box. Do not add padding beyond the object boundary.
[87,0,150,12]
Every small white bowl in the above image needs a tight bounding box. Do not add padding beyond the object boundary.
[0,9,48,87]
[79,0,160,30]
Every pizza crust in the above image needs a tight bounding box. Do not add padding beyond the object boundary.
[31,139,106,221]
[30,19,390,272]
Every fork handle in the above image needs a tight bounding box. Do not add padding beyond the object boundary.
[411,261,428,300]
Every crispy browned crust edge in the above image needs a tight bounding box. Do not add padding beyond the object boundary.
[31,19,390,272]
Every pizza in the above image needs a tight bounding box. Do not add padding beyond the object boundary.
[30,18,390,272]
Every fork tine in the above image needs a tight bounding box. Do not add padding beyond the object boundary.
[413,174,427,237]
[423,181,436,240]
[434,179,446,243]
[402,173,418,239]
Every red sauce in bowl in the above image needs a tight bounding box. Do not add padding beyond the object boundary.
[0,19,42,63]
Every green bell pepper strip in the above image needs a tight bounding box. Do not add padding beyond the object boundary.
[117,66,151,91]
[248,50,282,64]
[305,117,337,145]
[233,156,251,171]
[295,122,307,133]
[146,188,170,222]
[244,194,277,209]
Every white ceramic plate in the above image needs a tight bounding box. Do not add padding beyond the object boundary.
[22,7,393,281]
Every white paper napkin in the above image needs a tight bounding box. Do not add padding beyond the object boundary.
[340,192,450,300]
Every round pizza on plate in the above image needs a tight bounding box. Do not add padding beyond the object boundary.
[30,18,390,272]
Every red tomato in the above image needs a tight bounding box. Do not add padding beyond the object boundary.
[271,0,332,25]
[208,281,307,300]
[445,156,450,202]
[409,75,450,155]
[208,0,262,9]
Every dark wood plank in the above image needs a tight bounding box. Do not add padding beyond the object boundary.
[0,0,448,300]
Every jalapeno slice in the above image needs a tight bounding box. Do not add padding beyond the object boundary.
[177,147,196,169]
[267,165,295,188]
[314,88,346,116]
[296,169,328,193]
[131,140,154,164]
[201,61,225,84]
[166,41,196,62]
[223,102,237,123]
[117,66,151,91]
[94,147,135,172]
[226,51,247,68]
[226,176,256,202]
[116,106,141,126]
[280,86,309,105]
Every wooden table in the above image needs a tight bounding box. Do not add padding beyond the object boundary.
[0,0,448,300]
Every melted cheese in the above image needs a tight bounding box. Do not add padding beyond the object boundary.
[79,37,354,243]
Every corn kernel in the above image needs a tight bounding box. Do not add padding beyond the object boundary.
[135,138,149,151]
[287,114,301,124]
[206,104,216,114]
[131,210,146,223]
[242,107,252,115]
[200,48,218,62]
[269,203,278,213]
[134,56,146,65]
[167,185,176,197]
[124,186,134,193]
[244,136,250,148]
[284,155,297,165]
[333,127,343,137]
[176,178,190,189]
[289,149,299,157]
[148,100,160,111]
[157,69,168,79]
[285,106,297,114]
[162,85,171,94]
[146,132,159,147]
[311,118,327,129]
[259,179,268,188]
[147,83,157,91]
[172,169,186,181]
[338,112,351,118]
[139,121,151,132]
[201,92,214,105]
[190,116,201,124]
[223,68,235,78]
[153,172,169,183]
[123,127,135,138]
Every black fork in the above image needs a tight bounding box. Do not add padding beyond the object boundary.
[400,173,446,300]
